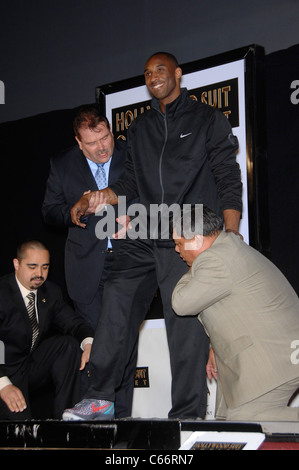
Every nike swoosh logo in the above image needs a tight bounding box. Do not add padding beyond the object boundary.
[92,403,110,413]
[180,132,192,139]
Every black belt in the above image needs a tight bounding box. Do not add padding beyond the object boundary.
[101,248,114,254]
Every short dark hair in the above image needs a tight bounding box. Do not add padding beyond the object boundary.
[73,104,110,141]
[173,205,223,239]
[146,52,179,68]
[16,241,49,261]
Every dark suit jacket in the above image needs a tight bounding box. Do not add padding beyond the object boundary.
[42,140,128,303]
[0,274,93,382]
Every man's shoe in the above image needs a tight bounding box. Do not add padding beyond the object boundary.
[62,399,115,421]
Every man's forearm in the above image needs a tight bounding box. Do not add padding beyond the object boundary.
[102,187,119,206]
[223,209,241,233]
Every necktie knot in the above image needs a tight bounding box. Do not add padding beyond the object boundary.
[27,292,35,303]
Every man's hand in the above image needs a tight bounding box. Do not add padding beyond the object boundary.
[225,228,243,240]
[71,192,93,228]
[206,348,218,382]
[87,191,108,215]
[70,191,105,228]
[80,343,92,371]
[0,385,27,413]
[71,188,119,228]
[113,215,132,240]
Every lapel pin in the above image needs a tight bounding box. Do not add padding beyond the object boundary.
[42,298,46,303]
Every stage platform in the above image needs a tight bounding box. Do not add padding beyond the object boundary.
[0,419,298,451]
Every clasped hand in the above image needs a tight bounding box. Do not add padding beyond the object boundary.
[206,348,218,382]
[71,190,131,238]
[71,190,106,228]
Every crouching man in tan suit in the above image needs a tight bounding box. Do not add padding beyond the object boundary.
[172,206,299,422]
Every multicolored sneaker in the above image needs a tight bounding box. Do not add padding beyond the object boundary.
[62,399,115,421]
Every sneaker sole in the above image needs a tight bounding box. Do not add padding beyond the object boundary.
[62,411,86,421]
[62,411,115,421]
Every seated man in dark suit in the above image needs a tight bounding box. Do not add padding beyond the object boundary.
[0,240,94,420]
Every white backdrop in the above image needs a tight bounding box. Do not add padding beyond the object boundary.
[131,319,217,419]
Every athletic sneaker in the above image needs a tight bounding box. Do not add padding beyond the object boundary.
[62,399,115,421]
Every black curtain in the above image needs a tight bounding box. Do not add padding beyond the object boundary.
[0,108,78,298]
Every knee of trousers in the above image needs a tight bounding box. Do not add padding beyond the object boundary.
[51,335,81,362]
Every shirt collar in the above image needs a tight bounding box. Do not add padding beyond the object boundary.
[151,88,190,117]
[87,156,112,171]
[15,275,37,300]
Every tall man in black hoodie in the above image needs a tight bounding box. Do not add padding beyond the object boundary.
[63,52,242,421]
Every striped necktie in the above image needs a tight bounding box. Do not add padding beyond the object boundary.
[26,292,39,350]
[94,163,107,190]
[94,162,111,249]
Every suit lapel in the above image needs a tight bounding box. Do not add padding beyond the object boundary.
[73,147,98,191]
[36,286,48,337]
[10,275,50,349]
[9,276,34,344]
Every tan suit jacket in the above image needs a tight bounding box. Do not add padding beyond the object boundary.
[172,232,299,409]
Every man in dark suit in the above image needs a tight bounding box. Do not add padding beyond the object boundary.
[42,105,129,331]
[42,105,136,417]
[0,241,94,420]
